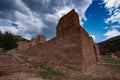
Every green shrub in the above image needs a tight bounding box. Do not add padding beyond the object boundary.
[2,32,18,50]
[0,31,29,51]
[25,60,66,79]
[36,67,65,79]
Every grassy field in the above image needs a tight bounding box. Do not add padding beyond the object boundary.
[105,58,120,64]
[104,58,120,74]
[18,56,66,80]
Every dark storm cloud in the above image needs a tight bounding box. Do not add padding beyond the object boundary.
[22,0,55,14]
[0,0,16,11]
[0,0,17,20]
[0,0,93,40]
[21,0,83,14]
[41,21,56,39]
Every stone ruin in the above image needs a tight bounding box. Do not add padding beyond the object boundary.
[21,9,100,74]
[30,35,46,47]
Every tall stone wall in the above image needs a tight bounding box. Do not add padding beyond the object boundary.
[79,26,100,73]
[56,9,81,40]
[22,9,100,74]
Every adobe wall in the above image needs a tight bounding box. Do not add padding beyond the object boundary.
[29,35,46,47]
[55,9,101,73]
[25,37,83,73]
[22,9,100,74]
[17,41,30,50]
[35,35,46,44]
[55,10,84,73]
[56,9,81,40]
[80,27,100,73]
[30,38,36,47]
[94,44,101,61]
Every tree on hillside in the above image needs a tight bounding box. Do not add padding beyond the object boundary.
[2,32,18,50]
[0,31,3,48]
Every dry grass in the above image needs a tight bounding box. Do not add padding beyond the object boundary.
[0,72,43,80]
[0,53,120,80]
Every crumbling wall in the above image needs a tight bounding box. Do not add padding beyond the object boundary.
[56,9,80,40]
[79,27,100,73]
[29,35,46,47]
[35,35,46,44]
[30,38,36,47]
[17,41,30,51]
[21,9,100,74]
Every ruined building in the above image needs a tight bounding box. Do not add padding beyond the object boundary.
[30,35,46,47]
[23,9,100,74]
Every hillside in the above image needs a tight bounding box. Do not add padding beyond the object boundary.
[98,35,120,57]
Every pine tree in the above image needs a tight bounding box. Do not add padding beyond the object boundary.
[2,32,18,50]
[0,31,3,47]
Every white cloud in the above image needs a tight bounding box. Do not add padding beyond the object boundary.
[55,7,72,19]
[0,0,45,40]
[0,19,19,34]
[0,26,18,34]
[14,11,44,39]
[103,0,120,24]
[103,0,119,9]
[45,0,93,25]
[5,0,45,39]
[105,9,120,24]
[0,0,93,40]
[104,26,109,29]
[45,7,71,23]
[103,0,120,39]
[112,25,120,29]
[104,29,120,39]
[76,0,93,21]
[90,35,96,40]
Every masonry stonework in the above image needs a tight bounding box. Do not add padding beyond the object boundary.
[35,35,46,44]
[23,9,100,74]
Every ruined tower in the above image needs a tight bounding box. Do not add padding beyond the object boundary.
[23,9,100,74]
[35,35,46,44]
[56,9,100,73]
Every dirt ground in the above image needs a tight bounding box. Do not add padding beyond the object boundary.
[0,52,120,80]
[0,72,43,80]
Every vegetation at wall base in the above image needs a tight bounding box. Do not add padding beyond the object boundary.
[36,67,65,79]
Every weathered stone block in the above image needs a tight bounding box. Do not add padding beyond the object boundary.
[35,35,46,44]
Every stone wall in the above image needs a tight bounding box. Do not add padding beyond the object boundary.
[79,26,101,73]
[22,9,100,74]
[35,35,46,44]
[17,41,30,51]
[30,38,36,47]
[56,9,80,40]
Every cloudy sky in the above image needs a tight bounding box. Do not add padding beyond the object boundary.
[0,0,120,42]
